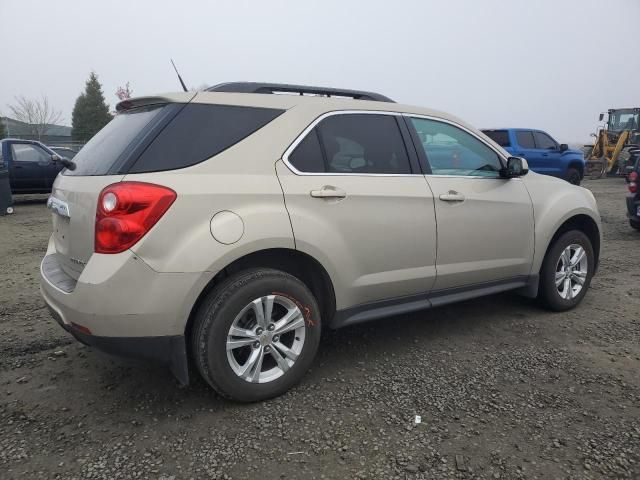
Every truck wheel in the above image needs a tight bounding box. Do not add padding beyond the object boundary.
[192,268,321,402]
[566,168,581,185]
[630,219,640,231]
[538,230,594,312]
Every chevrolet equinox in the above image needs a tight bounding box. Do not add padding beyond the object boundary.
[40,82,602,401]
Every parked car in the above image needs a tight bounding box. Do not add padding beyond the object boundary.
[627,156,640,230]
[50,146,78,160]
[40,82,602,402]
[482,128,585,185]
[0,138,66,193]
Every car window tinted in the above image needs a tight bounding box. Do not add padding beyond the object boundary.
[66,105,166,176]
[130,104,284,173]
[533,131,557,150]
[515,131,536,149]
[316,114,411,174]
[482,130,510,147]
[410,118,502,177]
[11,144,50,163]
[289,128,325,173]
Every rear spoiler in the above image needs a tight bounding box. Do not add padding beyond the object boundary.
[116,92,197,113]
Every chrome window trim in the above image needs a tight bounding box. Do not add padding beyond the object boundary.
[281,109,512,179]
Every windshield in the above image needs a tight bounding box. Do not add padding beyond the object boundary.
[608,110,639,132]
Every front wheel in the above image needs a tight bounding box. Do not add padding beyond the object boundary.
[538,230,594,311]
[565,167,582,185]
[192,268,321,402]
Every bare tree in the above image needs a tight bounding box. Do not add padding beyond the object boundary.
[7,95,63,141]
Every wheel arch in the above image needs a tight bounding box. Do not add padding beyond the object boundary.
[184,248,336,351]
[539,213,601,274]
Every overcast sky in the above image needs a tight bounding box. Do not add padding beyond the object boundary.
[1,0,638,143]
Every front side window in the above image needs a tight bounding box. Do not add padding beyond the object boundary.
[515,131,536,149]
[410,118,502,176]
[288,114,411,174]
[11,144,50,163]
[533,131,557,150]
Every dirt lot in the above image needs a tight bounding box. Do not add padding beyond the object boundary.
[0,178,638,480]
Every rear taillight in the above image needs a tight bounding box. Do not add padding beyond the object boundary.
[630,172,638,194]
[95,182,176,254]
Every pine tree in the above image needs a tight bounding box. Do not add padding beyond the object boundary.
[71,72,113,142]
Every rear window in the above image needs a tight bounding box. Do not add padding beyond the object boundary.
[129,104,284,173]
[65,105,166,176]
[482,130,510,147]
[66,103,284,176]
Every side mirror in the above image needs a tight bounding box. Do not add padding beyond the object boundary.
[599,113,604,122]
[501,157,529,178]
[559,143,569,152]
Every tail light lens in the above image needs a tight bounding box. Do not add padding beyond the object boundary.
[95,182,176,254]
[630,172,638,194]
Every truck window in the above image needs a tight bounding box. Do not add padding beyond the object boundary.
[515,131,535,149]
[533,131,557,150]
[482,130,510,147]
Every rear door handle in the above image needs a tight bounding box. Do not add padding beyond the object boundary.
[310,186,346,199]
[439,191,465,202]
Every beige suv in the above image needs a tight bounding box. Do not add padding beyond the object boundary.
[40,83,601,401]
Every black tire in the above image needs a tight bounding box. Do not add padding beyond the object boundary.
[566,167,582,185]
[630,219,640,231]
[538,230,594,312]
[192,268,321,402]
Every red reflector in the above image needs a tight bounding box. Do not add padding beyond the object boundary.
[630,182,638,194]
[71,322,92,335]
[95,182,176,254]
[630,171,638,182]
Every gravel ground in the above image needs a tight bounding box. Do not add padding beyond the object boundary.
[0,178,639,480]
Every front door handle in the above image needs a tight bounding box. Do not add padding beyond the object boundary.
[439,191,465,202]
[310,186,346,199]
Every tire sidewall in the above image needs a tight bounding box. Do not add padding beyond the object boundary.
[195,269,321,402]
[540,230,594,311]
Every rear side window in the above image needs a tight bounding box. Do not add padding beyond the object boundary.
[289,114,411,174]
[482,130,510,147]
[130,104,284,173]
[515,131,536,149]
[289,129,325,173]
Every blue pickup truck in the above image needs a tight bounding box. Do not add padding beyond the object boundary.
[0,138,69,193]
[482,128,585,185]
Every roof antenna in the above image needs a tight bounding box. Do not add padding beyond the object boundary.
[170,59,188,92]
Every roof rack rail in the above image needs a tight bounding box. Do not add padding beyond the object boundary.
[206,82,394,103]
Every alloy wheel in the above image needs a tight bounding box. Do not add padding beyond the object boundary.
[226,295,306,383]
[555,244,588,300]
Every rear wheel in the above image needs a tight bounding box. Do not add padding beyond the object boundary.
[538,230,594,311]
[566,167,581,185]
[630,219,640,231]
[192,268,321,402]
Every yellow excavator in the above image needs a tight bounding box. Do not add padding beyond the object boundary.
[585,108,640,178]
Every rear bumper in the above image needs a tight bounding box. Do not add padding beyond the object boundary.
[46,304,189,384]
[39,236,210,384]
